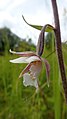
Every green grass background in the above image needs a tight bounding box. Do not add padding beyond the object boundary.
[0,42,67,119]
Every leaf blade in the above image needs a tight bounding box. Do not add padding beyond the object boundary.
[22,15,55,32]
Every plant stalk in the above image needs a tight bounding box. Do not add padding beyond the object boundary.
[51,0,67,103]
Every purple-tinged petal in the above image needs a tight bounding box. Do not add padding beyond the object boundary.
[9,49,36,57]
[19,60,42,78]
[19,63,31,78]
[29,60,42,77]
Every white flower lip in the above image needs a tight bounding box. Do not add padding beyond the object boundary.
[23,73,38,88]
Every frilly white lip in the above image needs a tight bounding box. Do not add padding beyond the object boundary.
[23,73,38,88]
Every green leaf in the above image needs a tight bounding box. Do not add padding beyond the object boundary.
[51,32,61,119]
[22,15,55,32]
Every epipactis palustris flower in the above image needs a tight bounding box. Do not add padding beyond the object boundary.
[9,49,50,89]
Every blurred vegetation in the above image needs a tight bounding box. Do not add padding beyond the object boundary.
[0,28,67,119]
[0,27,35,55]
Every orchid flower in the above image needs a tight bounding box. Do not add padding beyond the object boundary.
[9,49,50,89]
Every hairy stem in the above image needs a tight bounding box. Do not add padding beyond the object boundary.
[51,0,67,103]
